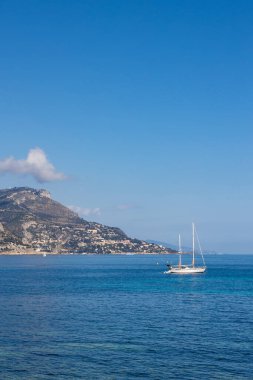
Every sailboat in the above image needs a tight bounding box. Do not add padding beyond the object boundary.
[164,223,206,274]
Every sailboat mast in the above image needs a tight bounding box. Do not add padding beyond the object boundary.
[178,234,182,268]
[192,223,195,267]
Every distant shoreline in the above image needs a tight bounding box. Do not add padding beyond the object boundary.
[0,251,177,256]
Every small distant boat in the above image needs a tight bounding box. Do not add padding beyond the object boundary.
[43,253,47,257]
[164,223,206,274]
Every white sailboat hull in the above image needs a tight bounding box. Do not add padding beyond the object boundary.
[164,266,206,274]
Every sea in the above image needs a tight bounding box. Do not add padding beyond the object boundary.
[0,254,252,380]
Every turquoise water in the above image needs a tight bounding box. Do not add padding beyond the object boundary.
[0,254,252,379]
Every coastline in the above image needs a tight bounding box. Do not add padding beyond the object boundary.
[0,251,176,255]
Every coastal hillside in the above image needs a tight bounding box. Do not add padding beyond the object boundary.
[0,187,175,254]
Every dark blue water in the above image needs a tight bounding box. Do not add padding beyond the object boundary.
[0,254,252,379]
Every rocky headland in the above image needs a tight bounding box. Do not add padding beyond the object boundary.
[0,187,175,255]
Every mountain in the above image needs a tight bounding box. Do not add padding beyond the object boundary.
[0,187,176,254]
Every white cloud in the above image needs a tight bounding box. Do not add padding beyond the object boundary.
[0,147,66,183]
[68,205,101,217]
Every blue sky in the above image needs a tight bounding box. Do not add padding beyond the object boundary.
[1,0,253,252]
